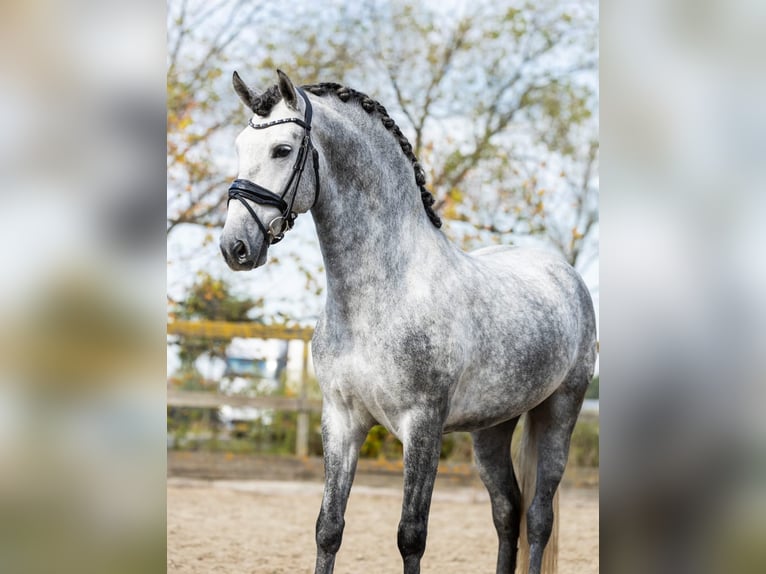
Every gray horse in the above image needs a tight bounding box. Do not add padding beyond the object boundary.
[220,70,597,574]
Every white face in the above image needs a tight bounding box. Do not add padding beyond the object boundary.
[220,99,313,271]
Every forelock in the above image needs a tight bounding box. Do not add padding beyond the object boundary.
[252,85,283,116]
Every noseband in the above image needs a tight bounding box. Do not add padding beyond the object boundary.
[227,88,320,246]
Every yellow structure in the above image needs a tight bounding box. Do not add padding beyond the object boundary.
[167,320,313,341]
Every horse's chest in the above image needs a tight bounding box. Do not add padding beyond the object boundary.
[313,325,456,435]
[317,337,415,393]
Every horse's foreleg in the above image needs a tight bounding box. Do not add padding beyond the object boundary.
[471,417,522,574]
[314,403,369,574]
[398,412,444,574]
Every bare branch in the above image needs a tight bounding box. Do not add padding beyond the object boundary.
[413,17,471,154]
[167,0,190,75]
[386,71,418,131]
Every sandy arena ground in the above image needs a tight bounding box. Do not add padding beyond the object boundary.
[167,477,598,573]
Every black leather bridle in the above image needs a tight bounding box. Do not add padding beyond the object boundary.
[227,87,320,249]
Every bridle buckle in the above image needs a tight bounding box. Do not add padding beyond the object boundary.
[268,216,287,242]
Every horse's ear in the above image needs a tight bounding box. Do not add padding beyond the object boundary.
[276,69,298,110]
[232,71,262,111]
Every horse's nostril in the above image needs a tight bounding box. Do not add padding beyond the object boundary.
[232,240,248,261]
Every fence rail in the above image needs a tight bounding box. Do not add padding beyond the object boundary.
[167,320,314,341]
[167,389,322,413]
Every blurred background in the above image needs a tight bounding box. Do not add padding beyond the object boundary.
[0,0,762,572]
[601,1,766,572]
[0,1,166,573]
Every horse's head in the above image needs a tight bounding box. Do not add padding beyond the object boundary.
[220,70,319,270]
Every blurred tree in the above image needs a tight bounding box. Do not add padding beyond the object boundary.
[174,271,261,323]
[363,0,598,270]
[170,271,262,379]
[167,0,265,234]
[167,0,363,235]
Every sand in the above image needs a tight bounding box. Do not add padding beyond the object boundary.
[167,477,597,573]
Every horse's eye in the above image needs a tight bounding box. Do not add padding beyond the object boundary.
[271,144,292,159]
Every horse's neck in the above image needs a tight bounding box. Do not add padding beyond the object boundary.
[310,105,448,311]
[314,206,442,297]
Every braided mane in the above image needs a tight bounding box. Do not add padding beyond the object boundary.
[252,82,442,229]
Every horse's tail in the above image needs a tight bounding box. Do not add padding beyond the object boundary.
[516,413,559,574]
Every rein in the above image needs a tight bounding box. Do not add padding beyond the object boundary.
[227,88,320,248]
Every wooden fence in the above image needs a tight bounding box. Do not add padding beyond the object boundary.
[167,320,318,456]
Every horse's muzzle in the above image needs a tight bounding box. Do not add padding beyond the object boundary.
[220,235,266,270]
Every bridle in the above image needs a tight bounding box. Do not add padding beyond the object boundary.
[227,88,320,250]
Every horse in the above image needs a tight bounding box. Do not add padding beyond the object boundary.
[219,70,597,574]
